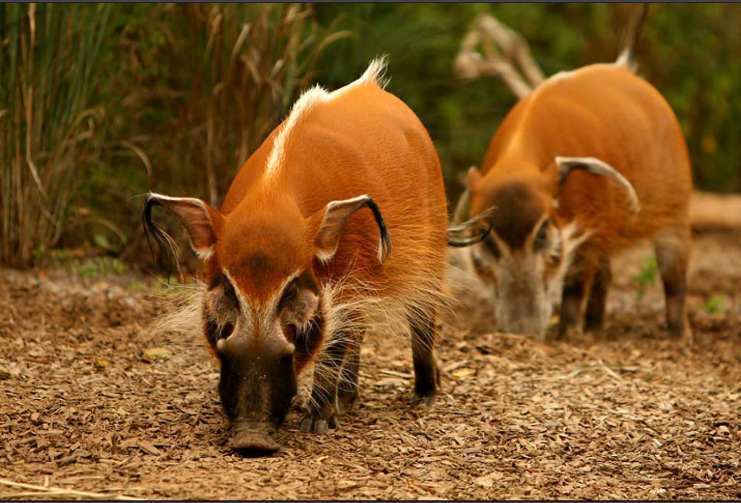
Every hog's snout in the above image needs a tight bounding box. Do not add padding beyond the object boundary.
[217,331,298,456]
[230,421,280,456]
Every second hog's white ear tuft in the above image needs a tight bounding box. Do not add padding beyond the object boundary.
[467,166,483,192]
[447,205,497,248]
[555,156,641,215]
[146,193,224,259]
[312,194,391,265]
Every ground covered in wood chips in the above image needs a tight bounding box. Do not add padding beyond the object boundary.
[1,225,739,500]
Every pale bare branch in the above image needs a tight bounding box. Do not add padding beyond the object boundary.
[454,13,546,99]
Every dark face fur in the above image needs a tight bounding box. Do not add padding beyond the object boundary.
[466,181,577,339]
[203,269,322,455]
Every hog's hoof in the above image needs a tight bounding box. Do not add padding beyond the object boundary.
[300,412,339,434]
[556,324,582,341]
[668,318,693,344]
[584,318,605,335]
[337,390,360,415]
[411,364,439,407]
[411,389,437,407]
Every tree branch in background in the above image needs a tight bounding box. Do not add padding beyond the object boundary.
[454,13,545,99]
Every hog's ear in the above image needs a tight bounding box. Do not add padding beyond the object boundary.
[555,156,641,214]
[451,166,480,225]
[467,166,483,192]
[310,194,391,264]
[447,205,496,248]
[143,193,224,261]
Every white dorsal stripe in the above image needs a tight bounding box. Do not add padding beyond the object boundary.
[264,56,389,178]
[265,84,329,178]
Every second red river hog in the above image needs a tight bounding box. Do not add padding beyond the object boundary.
[448,49,693,342]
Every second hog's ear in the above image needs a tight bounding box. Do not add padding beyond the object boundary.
[143,193,224,260]
[309,194,391,265]
[451,166,480,225]
[447,205,496,248]
[467,166,483,192]
[555,156,641,214]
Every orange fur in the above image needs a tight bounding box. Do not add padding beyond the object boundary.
[473,63,692,263]
[464,62,693,339]
[143,60,450,448]
[208,77,448,365]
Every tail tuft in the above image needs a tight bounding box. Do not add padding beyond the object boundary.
[615,3,649,72]
[359,55,390,89]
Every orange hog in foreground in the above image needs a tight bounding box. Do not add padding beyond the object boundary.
[449,52,693,342]
[143,59,449,455]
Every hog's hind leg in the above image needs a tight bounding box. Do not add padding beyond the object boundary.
[654,225,692,341]
[409,308,440,407]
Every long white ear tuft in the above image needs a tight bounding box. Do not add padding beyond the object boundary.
[143,193,223,267]
[555,156,641,215]
[447,205,497,248]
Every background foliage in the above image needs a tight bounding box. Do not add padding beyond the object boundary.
[1,3,739,269]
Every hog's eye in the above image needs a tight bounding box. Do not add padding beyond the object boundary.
[278,279,298,311]
[483,236,501,259]
[222,280,239,309]
[534,219,549,252]
[208,273,239,314]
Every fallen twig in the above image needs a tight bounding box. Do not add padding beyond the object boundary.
[378,369,412,379]
[552,360,639,382]
[0,479,144,501]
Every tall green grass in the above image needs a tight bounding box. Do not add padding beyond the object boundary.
[1,4,347,268]
[145,3,351,206]
[0,4,114,267]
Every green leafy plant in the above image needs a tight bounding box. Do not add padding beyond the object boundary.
[75,257,126,278]
[699,295,728,315]
[631,257,658,300]
[47,251,126,277]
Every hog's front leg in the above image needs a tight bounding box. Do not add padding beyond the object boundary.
[336,334,363,415]
[299,330,354,434]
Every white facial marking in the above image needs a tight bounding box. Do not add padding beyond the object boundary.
[260,272,302,339]
[468,218,594,338]
[222,269,301,353]
[195,248,214,260]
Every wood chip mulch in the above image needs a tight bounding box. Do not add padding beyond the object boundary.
[0,231,739,500]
